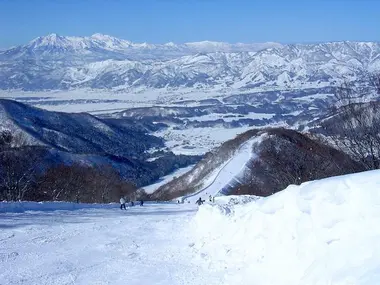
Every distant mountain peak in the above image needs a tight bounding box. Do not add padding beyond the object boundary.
[91,33,110,39]
[31,33,66,45]
[1,34,379,91]
[44,33,59,39]
[90,33,128,43]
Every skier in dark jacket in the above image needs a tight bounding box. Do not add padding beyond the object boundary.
[196,197,204,206]
[140,200,144,206]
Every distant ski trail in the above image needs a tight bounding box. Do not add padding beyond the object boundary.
[183,137,258,203]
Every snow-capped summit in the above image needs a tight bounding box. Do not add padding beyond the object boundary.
[0,33,379,91]
[90,33,134,49]
[28,33,87,50]
[0,33,282,61]
[1,33,140,60]
[91,33,118,41]
[34,33,61,43]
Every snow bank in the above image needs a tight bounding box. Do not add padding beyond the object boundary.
[0,201,118,213]
[214,195,261,206]
[192,170,380,285]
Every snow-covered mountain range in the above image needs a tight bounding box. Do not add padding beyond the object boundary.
[1,34,379,91]
[1,33,280,61]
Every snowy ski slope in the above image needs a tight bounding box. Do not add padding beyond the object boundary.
[0,203,225,285]
[2,170,380,284]
[141,165,195,194]
[182,136,259,203]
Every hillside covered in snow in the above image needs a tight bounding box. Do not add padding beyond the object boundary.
[0,99,200,187]
[150,128,363,200]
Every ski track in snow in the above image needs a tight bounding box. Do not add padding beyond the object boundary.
[0,204,225,285]
[182,136,259,203]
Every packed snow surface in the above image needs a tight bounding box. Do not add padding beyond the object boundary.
[141,165,194,194]
[192,170,380,285]
[2,170,380,284]
[0,203,225,285]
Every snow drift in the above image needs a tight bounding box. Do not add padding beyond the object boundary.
[192,170,380,285]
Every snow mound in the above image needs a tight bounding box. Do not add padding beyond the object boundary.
[192,170,380,285]
[214,195,260,206]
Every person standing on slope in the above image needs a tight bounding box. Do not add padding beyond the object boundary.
[196,197,204,206]
[120,197,126,210]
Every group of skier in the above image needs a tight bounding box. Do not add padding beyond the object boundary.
[120,194,214,208]
[195,195,215,205]
[120,197,144,210]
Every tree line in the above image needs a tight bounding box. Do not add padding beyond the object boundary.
[321,73,380,170]
[0,130,137,202]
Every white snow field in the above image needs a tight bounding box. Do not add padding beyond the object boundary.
[192,169,380,285]
[141,165,195,194]
[0,203,225,285]
[3,170,380,285]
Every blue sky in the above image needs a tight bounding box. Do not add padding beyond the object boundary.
[0,0,379,47]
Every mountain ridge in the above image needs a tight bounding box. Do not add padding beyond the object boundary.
[1,33,282,61]
[1,33,379,93]
[0,99,200,186]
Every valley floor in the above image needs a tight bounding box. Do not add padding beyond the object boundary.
[0,204,224,285]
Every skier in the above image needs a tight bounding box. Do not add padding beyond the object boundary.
[120,197,126,210]
[140,200,144,206]
[209,195,212,202]
[131,201,134,207]
[196,197,204,206]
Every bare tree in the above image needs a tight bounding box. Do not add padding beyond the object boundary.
[370,73,380,96]
[323,74,380,170]
[0,148,43,201]
[230,128,362,197]
[92,165,123,203]
[0,130,42,201]
[36,163,137,203]
[0,130,13,150]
